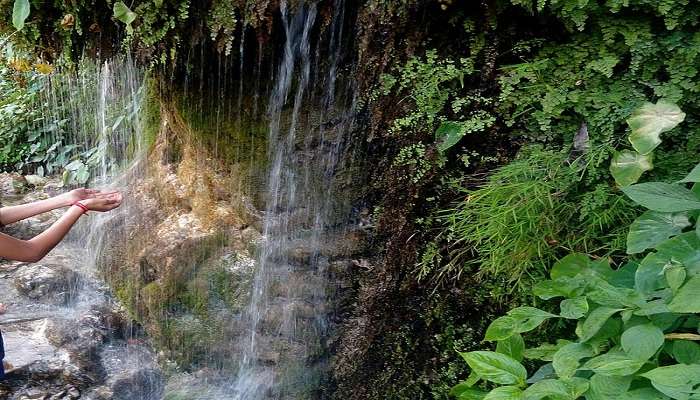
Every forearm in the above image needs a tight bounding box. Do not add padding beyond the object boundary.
[25,206,84,261]
[0,195,70,226]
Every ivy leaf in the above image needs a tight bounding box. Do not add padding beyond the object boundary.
[577,307,622,342]
[671,340,700,364]
[581,352,646,376]
[460,351,527,386]
[113,1,137,34]
[668,275,700,313]
[483,386,523,400]
[627,101,685,155]
[552,343,595,379]
[621,183,700,212]
[435,121,468,153]
[12,0,30,30]
[496,333,525,362]
[610,150,653,187]
[560,297,588,319]
[620,324,664,361]
[679,162,700,183]
[626,211,690,254]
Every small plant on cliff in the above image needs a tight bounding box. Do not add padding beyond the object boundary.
[451,103,700,399]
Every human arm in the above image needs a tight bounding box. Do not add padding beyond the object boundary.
[0,188,102,226]
[0,192,122,263]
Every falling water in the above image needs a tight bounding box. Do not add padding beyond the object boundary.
[231,0,355,398]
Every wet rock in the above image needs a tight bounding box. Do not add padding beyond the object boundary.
[0,172,28,197]
[14,264,81,302]
[24,175,47,187]
[107,368,164,400]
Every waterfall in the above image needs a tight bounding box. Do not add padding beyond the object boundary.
[231,0,354,398]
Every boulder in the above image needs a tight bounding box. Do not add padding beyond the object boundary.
[14,264,81,303]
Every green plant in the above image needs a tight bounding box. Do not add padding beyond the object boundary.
[451,104,700,400]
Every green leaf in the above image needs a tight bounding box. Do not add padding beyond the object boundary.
[617,387,669,400]
[621,324,664,361]
[523,340,572,362]
[654,232,700,274]
[533,277,584,300]
[484,386,523,400]
[12,0,30,30]
[635,253,671,295]
[578,307,622,342]
[451,381,486,399]
[671,340,700,364]
[551,253,589,280]
[679,162,700,183]
[641,364,700,399]
[113,1,137,34]
[664,262,687,293]
[496,333,525,362]
[582,352,646,376]
[668,275,700,313]
[460,351,527,386]
[522,379,570,400]
[627,101,685,155]
[485,316,517,341]
[627,211,691,254]
[622,183,700,212]
[435,121,468,152]
[507,307,557,333]
[586,374,633,400]
[552,343,595,379]
[611,150,653,187]
[527,363,556,384]
[560,297,588,320]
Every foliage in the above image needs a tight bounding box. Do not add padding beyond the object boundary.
[452,145,700,398]
[418,146,634,288]
[11,0,29,31]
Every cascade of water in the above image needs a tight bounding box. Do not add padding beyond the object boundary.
[230,0,356,398]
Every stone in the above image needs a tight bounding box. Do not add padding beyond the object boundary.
[107,368,164,400]
[24,175,47,187]
[14,264,81,302]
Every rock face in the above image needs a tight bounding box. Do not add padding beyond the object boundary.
[14,264,80,303]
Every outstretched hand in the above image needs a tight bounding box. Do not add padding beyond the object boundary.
[79,192,123,212]
[61,188,102,206]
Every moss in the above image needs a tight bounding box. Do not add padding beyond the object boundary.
[142,76,163,150]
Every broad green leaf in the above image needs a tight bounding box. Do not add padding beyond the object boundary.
[586,374,633,400]
[552,343,595,379]
[577,307,622,342]
[12,0,30,30]
[671,340,700,364]
[451,381,487,399]
[496,333,525,362]
[561,377,590,399]
[654,233,700,274]
[664,262,687,293]
[641,364,700,399]
[76,165,90,184]
[460,351,527,386]
[611,150,653,187]
[627,101,685,155]
[522,379,570,400]
[64,159,84,171]
[523,340,572,362]
[634,299,670,316]
[622,183,700,212]
[627,211,691,254]
[581,352,645,376]
[533,277,584,300]
[483,386,523,400]
[587,280,645,308]
[617,387,670,400]
[621,324,664,361]
[668,275,700,313]
[485,316,516,341]
[527,363,556,384]
[679,162,700,183]
[435,121,468,152]
[635,253,670,295]
[507,307,557,333]
[113,1,137,34]
[560,297,588,319]
[551,253,589,279]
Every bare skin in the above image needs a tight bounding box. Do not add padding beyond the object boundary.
[0,188,122,314]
